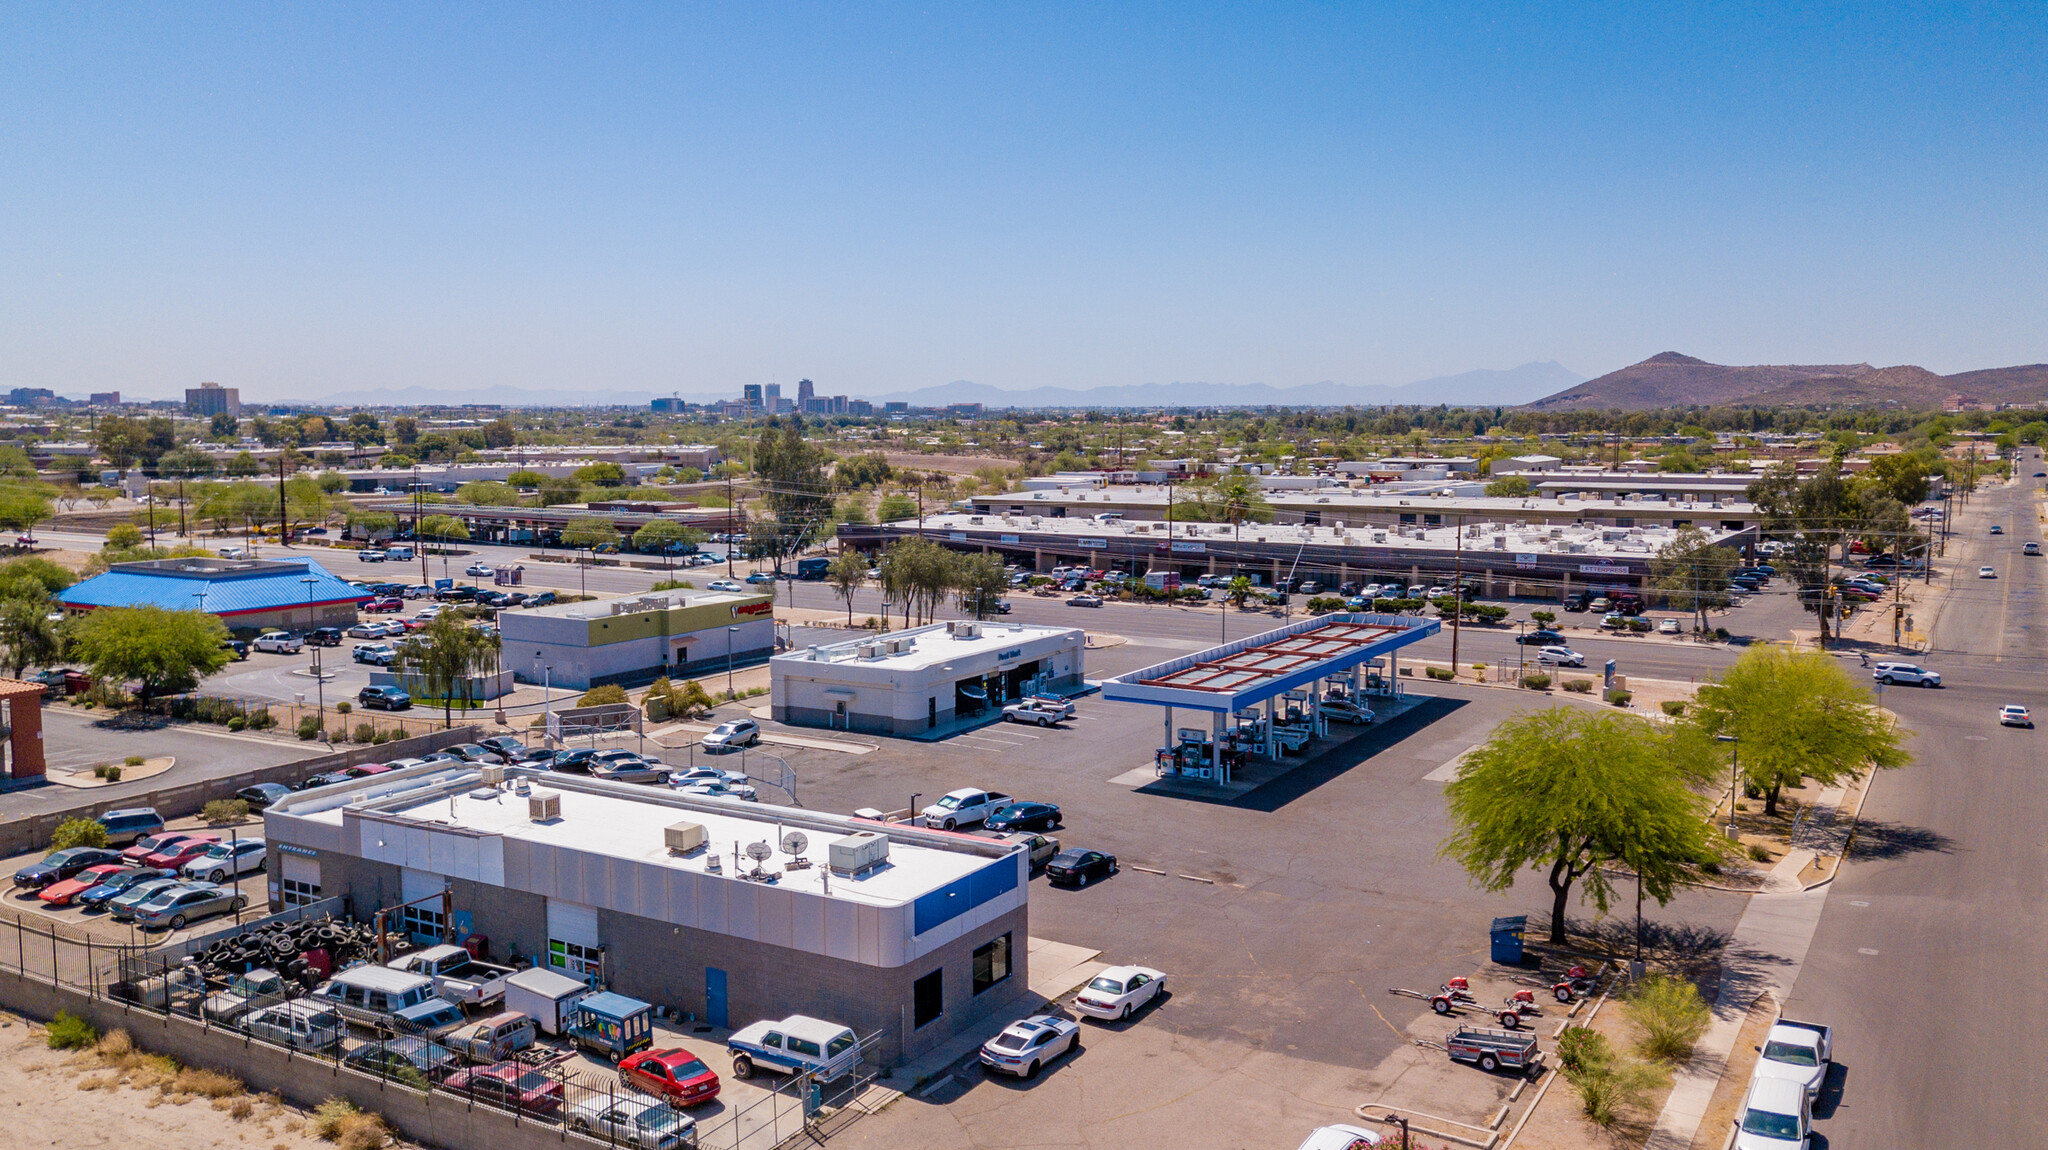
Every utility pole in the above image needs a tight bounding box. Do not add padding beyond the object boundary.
[277,453,290,546]
[1449,516,1465,676]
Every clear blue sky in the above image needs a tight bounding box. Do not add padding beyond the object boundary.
[4,3,2045,402]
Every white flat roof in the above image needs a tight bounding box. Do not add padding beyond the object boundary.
[966,488,1757,515]
[904,512,1743,557]
[305,776,993,907]
[524,589,765,621]
[776,620,1081,671]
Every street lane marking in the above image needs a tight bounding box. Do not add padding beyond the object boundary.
[1857,948,1880,955]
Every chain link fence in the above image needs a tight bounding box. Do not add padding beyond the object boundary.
[1,909,883,1150]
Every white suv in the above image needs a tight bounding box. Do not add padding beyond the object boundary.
[1872,662,1940,688]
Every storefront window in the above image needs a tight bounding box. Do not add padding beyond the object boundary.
[973,934,1011,995]
[279,878,321,908]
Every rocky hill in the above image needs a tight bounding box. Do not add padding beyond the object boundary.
[1525,352,2048,410]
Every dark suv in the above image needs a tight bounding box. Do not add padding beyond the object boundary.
[358,686,412,711]
[308,627,344,647]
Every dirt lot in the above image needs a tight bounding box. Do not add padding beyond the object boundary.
[0,1008,337,1150]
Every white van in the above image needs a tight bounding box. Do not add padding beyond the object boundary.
[315,966,438,1032]
[243,999,346,1052]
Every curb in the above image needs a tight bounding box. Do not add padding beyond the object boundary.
[1800,767,1881,891]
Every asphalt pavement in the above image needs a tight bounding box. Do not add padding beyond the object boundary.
[1780,449,2048,1146]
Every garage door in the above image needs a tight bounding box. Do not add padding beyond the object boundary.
[545,899,602,980]
[401,868,442,903]
[400,868,446,942]
[282,854,320,885]
[279,854,321,908]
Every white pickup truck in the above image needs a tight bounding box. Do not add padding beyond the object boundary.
[1002,701,1068,727]
[1753,1017,1832,1100]
[388,944,516,1007]
[728,1015,861,1082]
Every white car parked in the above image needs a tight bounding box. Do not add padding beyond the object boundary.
[1295,1126,1383,1150]
[1657,618,1681,635]
[1536,645,1586,668]
[920,788,1013,831]
[699,719,762,751]
[180,838,267,883]
[1073,965,1167,1021]
[978,1015,1079,1078]
[707,578,747,593]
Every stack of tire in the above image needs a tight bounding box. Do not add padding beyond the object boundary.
[194,916,382,989]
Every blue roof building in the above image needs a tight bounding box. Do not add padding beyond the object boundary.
[57,556,368,634]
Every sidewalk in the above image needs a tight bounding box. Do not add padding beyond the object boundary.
[1642,785,1853,1149]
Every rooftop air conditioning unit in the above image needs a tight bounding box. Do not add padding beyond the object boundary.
[828,831,890,876]
[969,515,984,524]
[954,622,979,639]
[857,642,881,659]
[528,791,561,822]
[664,820,707,854]
[1372,531,1387,543]
[479,765,506,786]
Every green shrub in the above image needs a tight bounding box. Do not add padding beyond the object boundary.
[1530,610,1557,625]
[1563,678,1593,693]
[1568,1053,1669,1126]
[355,722,377,744]
[249,708,277,729]
[335,700,352,715]
[1625,974,1712,1062]
[371,729,393,745]
[1714,627,1731,641]
[226,715,247,731]
[124,754,145,766]
[45,1011,98,1050]
[1556,1025,1612,1074]
[202,798,250,825]
[1660,700,1686,716]
[1425,666,1454,681]
[50,818,109,851]
[1698,857,1722,876]
[92,764,110,779]
[297,715,324,740]
[744,685,768,698]
[103,766,121,782]
[578,684,630,706]
[1607,689,1633,707]
[1749,843,1773,863]
[1520,673,1551,690]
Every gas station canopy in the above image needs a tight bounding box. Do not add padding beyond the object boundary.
[1100,613,1441,714]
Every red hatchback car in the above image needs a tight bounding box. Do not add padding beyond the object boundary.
[619,1048,721,1106]
[143,835,220,870]
[123,832,195,864]
[38,864,130,907]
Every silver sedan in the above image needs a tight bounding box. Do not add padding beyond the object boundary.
[131,883,249,931]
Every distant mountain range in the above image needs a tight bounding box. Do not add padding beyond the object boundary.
[263,361,1586,410]
[868,361,1585,409]
[1525,352,2048,411]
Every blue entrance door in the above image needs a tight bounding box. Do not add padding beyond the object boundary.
[705,967,728,1029]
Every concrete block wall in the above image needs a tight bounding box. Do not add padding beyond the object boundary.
[0,972,586,1150]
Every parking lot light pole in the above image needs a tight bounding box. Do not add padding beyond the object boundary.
[726,625,739,700]
[301,576,324,731]
[1717,734,1740,838]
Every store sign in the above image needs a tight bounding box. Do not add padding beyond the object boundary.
[948,532,967,541]
[278,844,319,859]
[1077,537,1108,548]
[1578,563,1631,576]
[1001,534,1020,544]
[1171,541,1207,553]
[997,648,1021,660]
[729,601,774,619]
[1515,554,1540,568]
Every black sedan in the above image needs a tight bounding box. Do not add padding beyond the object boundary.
[1515,629,1565,645]
[550,749,599,773]
[1045,848,1117,888]
[13,847,123,890]
[236,783,293,809]
[985,802,1062,833]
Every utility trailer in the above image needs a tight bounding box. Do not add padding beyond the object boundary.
[1443,1025,1544,1075]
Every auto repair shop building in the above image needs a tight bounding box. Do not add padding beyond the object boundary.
[498,588,774,691]
[262,763,1030,1064]
[770,620,1085,735]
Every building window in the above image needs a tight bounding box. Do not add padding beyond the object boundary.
[912,969,944,1028]
[279,878,321,908]
[400,903,444,942]
[548,938,604,980]
[972,934,1011,996]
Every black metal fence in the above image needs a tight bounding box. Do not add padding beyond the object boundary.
[2,910,885,1150]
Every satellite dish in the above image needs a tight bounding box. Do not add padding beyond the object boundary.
[745,841,774,863]
[781,831,809,856]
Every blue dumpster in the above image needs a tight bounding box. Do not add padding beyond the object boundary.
[1490,915,1528,965]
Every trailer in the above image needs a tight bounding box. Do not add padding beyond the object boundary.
[1443,1026,1544,1075]
[1389,985,1527,1029]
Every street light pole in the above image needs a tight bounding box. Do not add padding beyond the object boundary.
[726,625,740,700]
[1717,734,1740,838]
[301,575,324,736]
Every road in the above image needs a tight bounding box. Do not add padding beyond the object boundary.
[1782,449,2048,1146]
